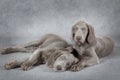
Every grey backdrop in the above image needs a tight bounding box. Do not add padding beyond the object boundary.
[0,0,120,80]
[0,0,120,48]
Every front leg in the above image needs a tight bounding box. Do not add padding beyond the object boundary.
[70,47,100,71]
[21,43,62,71]
[21,48,43,71]
[82,47,100,66]
[4,59,26,70]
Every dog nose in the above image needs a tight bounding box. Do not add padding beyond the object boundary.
[57,65,61,70]
[76,36,81,40]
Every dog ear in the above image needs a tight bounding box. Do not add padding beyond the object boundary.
[46,51,62,68]
[86,24,97,46]
[65,46,73,52]
[71,26,75,40]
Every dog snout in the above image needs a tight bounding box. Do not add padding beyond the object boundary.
[56,65,62,70]
[76,36,81,41]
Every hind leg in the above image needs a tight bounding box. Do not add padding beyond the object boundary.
[0,41,40,54]
[0,47,34,54]
[20,48,43,71]
[0,34,51,54]
[4,57,43,70]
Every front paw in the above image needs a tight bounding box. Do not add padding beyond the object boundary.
[70,63,84,72]
[4,60,18,70]
[21,61,33,71]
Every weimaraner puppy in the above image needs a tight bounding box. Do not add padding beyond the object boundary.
[70,21,114,71]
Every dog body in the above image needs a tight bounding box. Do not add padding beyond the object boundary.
[95,37,114,57]
[71,21,114,71]
[1,34,78,71]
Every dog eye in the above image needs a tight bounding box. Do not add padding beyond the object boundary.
[61,56,66,60]
[73,27,78,31]
[81,28,86,31]
[66,63,70,66]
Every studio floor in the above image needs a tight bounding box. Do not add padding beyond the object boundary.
[0,47,120,80]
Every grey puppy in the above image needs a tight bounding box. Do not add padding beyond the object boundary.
[70,21,114,71]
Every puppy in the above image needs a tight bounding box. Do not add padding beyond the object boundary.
[70,21,114,71]
[4,47,78,71]
[1,34,67,70]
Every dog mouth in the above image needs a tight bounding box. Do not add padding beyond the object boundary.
[75,38,85,45]
[76,40,82,45]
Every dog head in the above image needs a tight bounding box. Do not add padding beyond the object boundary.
[72,21,96,46]
[47,46,78,71]
[53,51,78,71]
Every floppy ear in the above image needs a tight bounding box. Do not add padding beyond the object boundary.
[71,26,75,40]
[46,51,62,68]
[65,46,73,52]
[86,24,97,46]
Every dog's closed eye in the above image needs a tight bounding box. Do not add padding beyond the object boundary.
[81,28,86,31]
[73,27,78,32]
[66,63,70,67]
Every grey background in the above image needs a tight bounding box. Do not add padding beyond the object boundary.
[0,0,120,80]
[0,0,120,48]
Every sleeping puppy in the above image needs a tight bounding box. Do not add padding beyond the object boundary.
[1,34,68,71]
[4,47,79,71]
[70,20,114,71]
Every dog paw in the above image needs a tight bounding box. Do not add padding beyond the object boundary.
[0,48,12,54]
[0,49,6,54]
[4,60,18,70]
[21,61,33,71]
[70,63,84,72]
